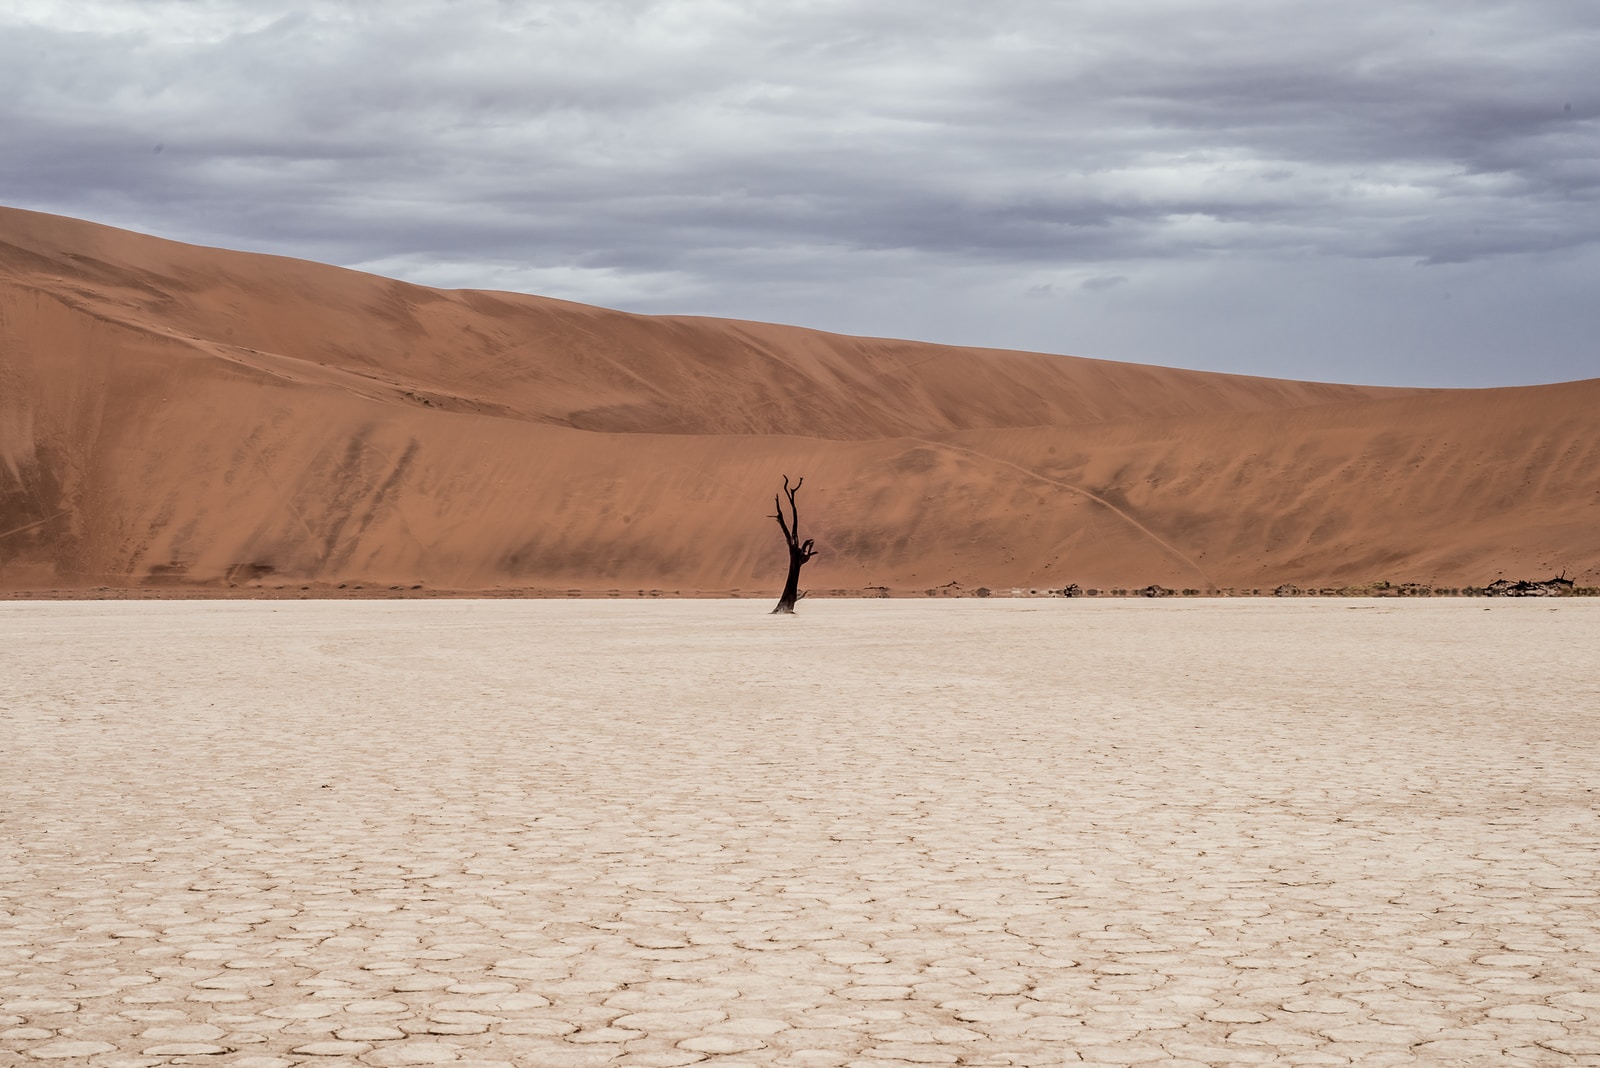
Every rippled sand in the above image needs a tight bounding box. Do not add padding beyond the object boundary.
[3,599,1598,1066]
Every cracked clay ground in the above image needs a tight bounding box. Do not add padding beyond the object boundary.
[2,598,1599,1067]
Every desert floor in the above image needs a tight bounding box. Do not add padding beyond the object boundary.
[2,599,1598,1067]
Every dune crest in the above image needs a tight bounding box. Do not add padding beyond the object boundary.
[3,206,1596,595]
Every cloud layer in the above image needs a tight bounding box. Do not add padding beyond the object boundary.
[4,0,1597,385]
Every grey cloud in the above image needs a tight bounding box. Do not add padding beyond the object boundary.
[2,0,1596,385]
[1080,275,1127,293]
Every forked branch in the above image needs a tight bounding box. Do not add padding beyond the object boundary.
[771,474,816,614]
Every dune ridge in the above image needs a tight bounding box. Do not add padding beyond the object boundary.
[3,206,1596,595]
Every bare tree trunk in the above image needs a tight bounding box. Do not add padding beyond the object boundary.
[771,475,816,614]
[776,548,805,613]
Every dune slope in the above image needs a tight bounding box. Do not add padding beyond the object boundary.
[3,206,1595,594]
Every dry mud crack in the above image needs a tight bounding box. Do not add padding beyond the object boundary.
[2,599,1598,1066]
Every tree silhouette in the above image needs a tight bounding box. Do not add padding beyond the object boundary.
[770,475,816,614]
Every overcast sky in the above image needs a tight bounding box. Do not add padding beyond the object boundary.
[4,0,1596,386]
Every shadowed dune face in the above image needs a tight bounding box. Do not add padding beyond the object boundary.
[2,205,1597,594]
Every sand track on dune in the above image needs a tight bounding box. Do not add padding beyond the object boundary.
[912,436,1214,588]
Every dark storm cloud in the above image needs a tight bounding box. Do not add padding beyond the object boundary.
[2,0,1596,384]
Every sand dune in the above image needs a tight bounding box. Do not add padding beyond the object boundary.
[2,205,1596,595]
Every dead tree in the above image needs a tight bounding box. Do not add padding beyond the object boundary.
[770,475,817,614]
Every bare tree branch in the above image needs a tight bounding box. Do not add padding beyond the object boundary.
[771,475,816,614]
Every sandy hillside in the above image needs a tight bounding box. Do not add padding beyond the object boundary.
[2,205,1596,594]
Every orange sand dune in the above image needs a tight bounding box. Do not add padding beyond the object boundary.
[2,206,1596,595]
